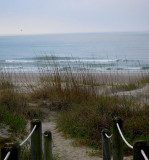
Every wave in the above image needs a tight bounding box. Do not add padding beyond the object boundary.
[4,57,147,65]
[5,60,35,63]
[33,56,119,62]
[1,56,149,73]
[77,59,118,63]
[106,67,141,71]
[33,56,75,61]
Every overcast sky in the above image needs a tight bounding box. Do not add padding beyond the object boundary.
[0,0,149,35]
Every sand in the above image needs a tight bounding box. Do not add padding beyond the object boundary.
[0,72,146,84]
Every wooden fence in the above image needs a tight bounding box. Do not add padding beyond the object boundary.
[1,117,149,160]
[1,119,52,160]
[102,117,149,160]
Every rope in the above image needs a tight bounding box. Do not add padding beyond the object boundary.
[20,125,37,146]
[116,123,133,149]
[4,152,11,160]
[105,133,113,139]
[141,150,149,160]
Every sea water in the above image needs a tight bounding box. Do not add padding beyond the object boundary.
[0,32,149,73]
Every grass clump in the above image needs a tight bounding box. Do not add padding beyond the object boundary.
[0,89,28,114]
[116,82,139,91]
[139,75,149,85]
[0,81,14,90]
[56,96,135,148]
[0,108,26,132]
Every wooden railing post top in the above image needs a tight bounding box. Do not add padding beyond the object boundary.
[31,119,41,123]
[1,142,20,160]
[101,129,110,134]
[3,142,20,150]
[44,131,52,139]
[113,117,123,126]
[134,140,149,147]
[113,117,122,122]
[31,119,41,127]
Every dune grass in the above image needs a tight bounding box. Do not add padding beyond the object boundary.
[0,73,28,132]
[30,61,149,155]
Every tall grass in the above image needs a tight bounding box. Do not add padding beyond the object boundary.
[0,72,28,132]
[30,59,149,154]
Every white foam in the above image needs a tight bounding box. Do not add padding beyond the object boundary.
[52,59,118,63]
[5,60,35,63]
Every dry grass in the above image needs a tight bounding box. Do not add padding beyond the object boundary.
[29,60,149,154]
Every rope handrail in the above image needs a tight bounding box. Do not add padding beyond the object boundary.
[116,123,133,149]
[141,150,149,160]
[105,133,113,139]
[4,152,11,160]
[20,125,37,146]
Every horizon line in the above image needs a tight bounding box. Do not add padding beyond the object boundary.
[0,31,149,37]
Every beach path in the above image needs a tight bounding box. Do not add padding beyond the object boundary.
[42,111,101,160]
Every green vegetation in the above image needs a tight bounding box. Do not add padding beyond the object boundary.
[0,108,26,132]
[56,100,149,151]
[30,63,149,155]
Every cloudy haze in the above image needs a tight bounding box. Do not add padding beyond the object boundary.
[0,0,149,35]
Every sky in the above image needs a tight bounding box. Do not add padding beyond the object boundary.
[0,0,149,35]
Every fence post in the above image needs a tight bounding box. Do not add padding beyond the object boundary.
[44,131,52,160]
[31,119,42,160]
[112,117,123,160]
[101,129,111,160]
[133,140,149,160]
[1,142,20,160]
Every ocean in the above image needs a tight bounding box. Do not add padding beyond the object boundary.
[0,32,149,73]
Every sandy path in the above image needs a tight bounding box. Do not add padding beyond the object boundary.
[42,112,101,160]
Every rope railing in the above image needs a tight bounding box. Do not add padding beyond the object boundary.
[116,123,133,149]
[102,118,149,160]
[105,133,113,139]
[20,124,37,146]
[141,150,149,160]
[3,152,11,160]
[2,118,149,160]
[3,124,37,160]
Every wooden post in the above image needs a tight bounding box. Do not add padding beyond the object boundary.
[133,140,149,160]
[1,142,20,160]
[31,119,42,160]
[101,129,111,160]
[44,131,52,160]
[112,117,123,160]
